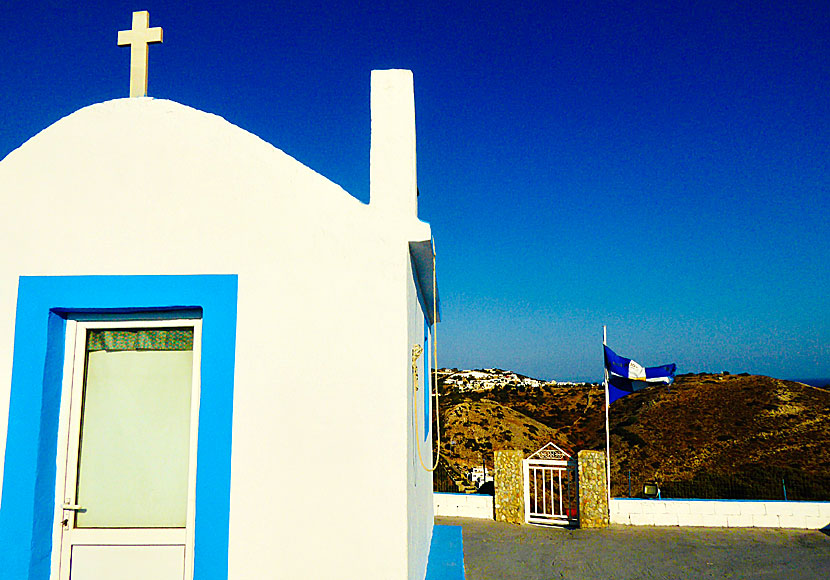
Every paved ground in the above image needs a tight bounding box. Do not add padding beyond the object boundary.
[436,516,830,579]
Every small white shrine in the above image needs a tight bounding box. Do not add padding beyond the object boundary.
[0,12,440,580]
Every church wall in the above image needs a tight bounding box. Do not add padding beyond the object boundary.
[0,94,434,579]
[405,254,435,580]
[225,231,414,579]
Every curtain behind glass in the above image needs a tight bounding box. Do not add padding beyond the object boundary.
[87,328,193,352]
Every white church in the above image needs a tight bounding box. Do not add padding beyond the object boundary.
[0,12,450,580]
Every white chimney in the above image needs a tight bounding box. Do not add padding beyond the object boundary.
[369,69,417,217]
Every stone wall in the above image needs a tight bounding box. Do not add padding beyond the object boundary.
[494,450,524,524]
[578,450,609,528]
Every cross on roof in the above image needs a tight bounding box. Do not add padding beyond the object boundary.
[117,11,163,98]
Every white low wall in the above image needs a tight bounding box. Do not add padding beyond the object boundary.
[434,493,494,519]
[611,498,830,529]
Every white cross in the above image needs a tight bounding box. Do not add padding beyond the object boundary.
[117,11,163,98]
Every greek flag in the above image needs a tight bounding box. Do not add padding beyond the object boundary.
[604,345,676,404]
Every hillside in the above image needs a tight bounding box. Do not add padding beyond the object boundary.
[607,373,830,498]
[434,370,830,499]
[436,369,605,469]
[438,399,571,472]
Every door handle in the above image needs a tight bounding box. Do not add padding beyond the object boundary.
[62,503,84,511]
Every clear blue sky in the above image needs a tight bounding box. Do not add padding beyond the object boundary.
[2,1,827,381]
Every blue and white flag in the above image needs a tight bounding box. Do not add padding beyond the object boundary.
[604,345,676,404]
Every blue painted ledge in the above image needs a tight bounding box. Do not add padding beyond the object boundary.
[426,525,465,580]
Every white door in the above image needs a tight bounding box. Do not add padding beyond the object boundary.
[52,319,201,580]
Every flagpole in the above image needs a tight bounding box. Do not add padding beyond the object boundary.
[603,325,611,507]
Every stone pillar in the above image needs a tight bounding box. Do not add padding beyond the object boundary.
[578,450,609,528]
[494,450,524,524]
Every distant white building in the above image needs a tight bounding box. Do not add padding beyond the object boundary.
[468,466,494,488]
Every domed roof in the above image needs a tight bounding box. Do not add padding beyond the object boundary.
[0,97,362,215]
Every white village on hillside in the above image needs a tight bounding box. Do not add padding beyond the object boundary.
[437,368,595,392]
[439,369,547,391]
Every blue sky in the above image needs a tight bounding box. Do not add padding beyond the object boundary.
[1,1,827,381]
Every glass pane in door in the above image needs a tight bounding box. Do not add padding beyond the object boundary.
[75,329,194,528]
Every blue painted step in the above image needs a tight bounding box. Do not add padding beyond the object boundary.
[425,525,465,580]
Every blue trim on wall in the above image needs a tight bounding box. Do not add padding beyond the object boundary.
[0,275,237,579]
[425,525,465,580]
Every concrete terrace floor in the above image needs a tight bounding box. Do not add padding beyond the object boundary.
[436,516,830,579]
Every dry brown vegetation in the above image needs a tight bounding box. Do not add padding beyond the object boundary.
[434,370,830,498]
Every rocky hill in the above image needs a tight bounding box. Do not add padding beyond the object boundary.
[435,369,604,467]
[433,369,830,499]
[439,399,571,470]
